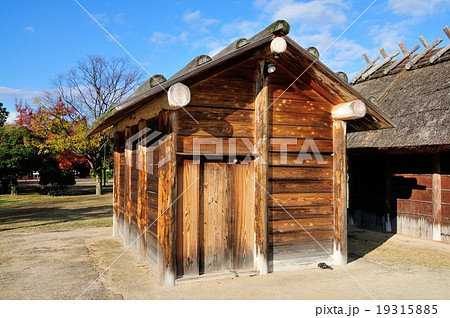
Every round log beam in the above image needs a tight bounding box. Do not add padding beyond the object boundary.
[167,83,191,107]
[332,100,367,120]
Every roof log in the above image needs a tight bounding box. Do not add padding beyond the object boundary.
[406,36,443,70]
[332,100,367,120]
[430,26,450,64]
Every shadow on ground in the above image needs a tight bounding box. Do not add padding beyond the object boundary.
[347,226,394,263]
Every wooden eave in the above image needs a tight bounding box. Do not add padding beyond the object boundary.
[89,35,394,136]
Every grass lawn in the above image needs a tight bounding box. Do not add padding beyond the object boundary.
[0,181,113,232]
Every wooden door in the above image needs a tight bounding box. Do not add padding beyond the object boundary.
[176,159,256,277]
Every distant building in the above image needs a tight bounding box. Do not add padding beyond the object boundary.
[348,32,450,242]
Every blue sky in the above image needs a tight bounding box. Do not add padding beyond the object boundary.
[1,0,449,121]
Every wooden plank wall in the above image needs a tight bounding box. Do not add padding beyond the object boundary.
[177,60,256,156]
[268,65,334,269]
[113,117,160,272]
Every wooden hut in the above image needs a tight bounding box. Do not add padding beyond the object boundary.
[91,20,392,285]
[348,29,450,242]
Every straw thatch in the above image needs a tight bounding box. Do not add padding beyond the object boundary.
[347,49,450,149]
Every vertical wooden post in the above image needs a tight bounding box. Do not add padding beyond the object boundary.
[333,120,347,265]
[432,153,442,241]
[113,131,120,238]
[136,120,147,262]
[385,154,393,232]
[157,111,178,285]
[254,60,269,275]
[123,127,132,246]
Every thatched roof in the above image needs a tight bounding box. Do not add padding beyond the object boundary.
[347,49,450,149]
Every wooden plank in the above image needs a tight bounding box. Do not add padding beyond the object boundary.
[270,217,333,234]
[178,106,254,123]
[269,192,332,207]
[157,111,178,285]
[270,99,332,114]
[332,120,347,265]
[231,162,256,270]
[269,138,333,153]
[270,229,334,246]
[270,124,332,139]
[177,135,255,155]
[432,153,442,241]
[178,120,254,138]
[177,160,200,276]
[271,180,332,193]
[269,154,332,167]
[269,206,333,221]
[254,59,269,275]
[270,166,333,180]
[270,110,332,127]
[202,162,232,273]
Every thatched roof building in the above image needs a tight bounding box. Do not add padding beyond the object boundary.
[348,49,450,150]
[347,30,450,242]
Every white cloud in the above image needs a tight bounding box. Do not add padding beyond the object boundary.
[183,10,201,22]
[256,0,348,30]
[6,111,18,124]
[221,20,262,39]
[388,0,450,17]
[295,30,367,71]
[24,26,35,33]
[369,21,410,53]
[0,86,42,101]
[149,31,191,47]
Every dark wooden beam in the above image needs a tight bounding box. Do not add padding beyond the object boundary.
[254,60,269,274]
[157,111,178,285]
[332,120,347,265]
[385,154,393,232]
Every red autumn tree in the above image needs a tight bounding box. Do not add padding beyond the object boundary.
[16,55,143,195]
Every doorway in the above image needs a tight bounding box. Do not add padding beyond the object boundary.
[176,159,256,277]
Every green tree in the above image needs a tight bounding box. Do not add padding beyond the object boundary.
[0,125,41,195]
[0,102,9,127]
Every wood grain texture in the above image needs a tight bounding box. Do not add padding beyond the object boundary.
[254,59,269,275]
[231,162,256,270]
[332,120,347,265]
[202,162,232,273]
[157,111,178,285]
[176,160,200,276]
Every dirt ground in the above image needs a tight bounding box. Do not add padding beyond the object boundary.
[1,184,450,299]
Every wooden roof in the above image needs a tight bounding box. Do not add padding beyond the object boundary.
[89,20,393,135]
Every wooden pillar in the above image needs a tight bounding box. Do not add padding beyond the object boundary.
[113,131,121,238]
[123,126,132,246]
[157,111,178,285]
[136,120,147,262]
[385,154,393,232]
[432,153,442,241]
[254,60,269,275]
[332,120,347,265]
